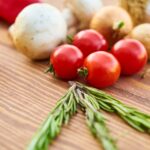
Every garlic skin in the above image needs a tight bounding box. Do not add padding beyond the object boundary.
[62,8,77,28]
[65,0,103,29]
[62,7,78,35]
[9,3,67,60]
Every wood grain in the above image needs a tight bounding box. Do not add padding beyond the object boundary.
[0,0,150,150]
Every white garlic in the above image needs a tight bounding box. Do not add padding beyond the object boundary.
[9,3,67,60]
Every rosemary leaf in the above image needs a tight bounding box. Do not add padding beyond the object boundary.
[82,84,150,133]
[86,108,117,150]
[75,87,117,150]
[27,82,150,150]
[27,86,77,150]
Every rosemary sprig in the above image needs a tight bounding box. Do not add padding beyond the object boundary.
[86,108,117,150]
[74,87,117,150]
[82,84,150,133]
[27,85,78,150]
[27,82,150,150]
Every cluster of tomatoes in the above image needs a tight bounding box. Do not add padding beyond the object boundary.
[48,29,147,88]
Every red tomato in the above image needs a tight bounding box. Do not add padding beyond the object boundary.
[0,0,41,23]
[73,29,108,57]
[83,51,121,88]
[50,44,84,80]
[111,39,147,75]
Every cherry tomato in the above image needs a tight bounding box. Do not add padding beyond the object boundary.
[73,29,108,57]
[50,44,84,80]
[83,51,121,88]
[111,39,148,75]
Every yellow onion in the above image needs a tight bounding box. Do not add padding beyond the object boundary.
[127,23,150,60]
[90,6,133,46]
[120,0,150,25]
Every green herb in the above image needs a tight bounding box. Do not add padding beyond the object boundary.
[81,84,150,133]
[74,87,117,150]
[27,82,150,150]
[86,108,117,150]
[27,85,78,150]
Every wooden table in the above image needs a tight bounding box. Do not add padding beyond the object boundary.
[0,1,150,150]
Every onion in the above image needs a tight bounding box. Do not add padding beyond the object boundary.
[90,6,133,46]
[119,0,150,25]
[127,23,150,60]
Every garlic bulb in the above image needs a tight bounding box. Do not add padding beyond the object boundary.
[65,0,103,29]
[9,3,67,60]
[62,7,77,28]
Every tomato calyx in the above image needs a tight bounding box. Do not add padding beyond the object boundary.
[78,67,88,78]
[45,63,55,75]
[67,35,73,44]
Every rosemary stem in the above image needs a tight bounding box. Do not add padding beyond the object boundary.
[75,86,117,150]
[27,85,78,150]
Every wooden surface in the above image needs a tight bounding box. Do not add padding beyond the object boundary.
[0,0,150,150]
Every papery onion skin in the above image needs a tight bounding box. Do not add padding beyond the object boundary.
[90,6,133,46]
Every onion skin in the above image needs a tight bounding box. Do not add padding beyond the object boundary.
[119,0,150,25]
[127,23,150,60]
[90,6,133,46]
